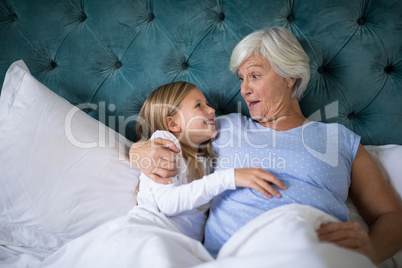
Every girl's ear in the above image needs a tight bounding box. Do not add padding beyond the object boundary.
[166,116,181,133]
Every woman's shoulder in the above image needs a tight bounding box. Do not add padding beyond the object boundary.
[311,121,358,135]
[308,121,361,146]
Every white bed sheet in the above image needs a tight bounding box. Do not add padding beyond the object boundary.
[0,245,45,267]
[1,204,377,268]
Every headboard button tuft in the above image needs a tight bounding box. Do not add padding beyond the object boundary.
[182,61,189,70]
[80,13,87,22]
[218,12,225,21]
[287,13,294,23]
[11,14,18,22]
[317,66,325,74]
[50,61,57,69]
[148,12,155,21]
[384,65,394,74]
[115,61,122,69]
[82,107,94,114]
[357,17,365,25]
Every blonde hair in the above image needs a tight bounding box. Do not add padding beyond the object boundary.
[136,81,216,181]
[230,26,310,100]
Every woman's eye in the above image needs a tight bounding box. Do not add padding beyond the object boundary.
[252,74,259,79]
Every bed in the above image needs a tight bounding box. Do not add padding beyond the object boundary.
[0,0,401,267]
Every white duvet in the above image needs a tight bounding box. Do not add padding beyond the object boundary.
[4,204,375,268]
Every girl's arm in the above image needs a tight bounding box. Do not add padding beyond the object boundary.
[150,169,235,216]
[150,167,286,216]
[139,130,286,216]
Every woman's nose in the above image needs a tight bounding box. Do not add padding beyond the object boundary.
[240,79,251,96]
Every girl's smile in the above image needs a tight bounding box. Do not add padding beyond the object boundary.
[168,88,216,148]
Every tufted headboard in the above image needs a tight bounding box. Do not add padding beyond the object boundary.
[1,0,401,144]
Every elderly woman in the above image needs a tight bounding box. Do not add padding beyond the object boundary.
[130,27,402,265]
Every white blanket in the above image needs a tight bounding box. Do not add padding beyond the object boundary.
[8,204,376,268]
[196,204,375,268]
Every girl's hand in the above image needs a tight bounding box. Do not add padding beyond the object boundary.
[129,138,180,184]
[234,168,286,198]
[316,222,374,261]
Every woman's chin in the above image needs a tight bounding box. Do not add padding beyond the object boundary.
[250,113,264,122]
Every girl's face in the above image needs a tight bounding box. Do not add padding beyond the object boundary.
[168,88,216,148]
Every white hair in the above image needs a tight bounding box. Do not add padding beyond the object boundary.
[230,26,310,100]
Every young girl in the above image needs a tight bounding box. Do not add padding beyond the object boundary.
[40,81,286,268]
[129,81,286,242]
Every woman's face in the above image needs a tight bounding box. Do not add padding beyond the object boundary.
[237,56,295,122]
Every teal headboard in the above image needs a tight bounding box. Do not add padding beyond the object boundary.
[1,0,401,144]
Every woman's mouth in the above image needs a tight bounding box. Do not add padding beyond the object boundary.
[248,101,260,109]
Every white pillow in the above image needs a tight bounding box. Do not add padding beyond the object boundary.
[0,60,140,250]
[364,145,402,201]
[365,146,402,268]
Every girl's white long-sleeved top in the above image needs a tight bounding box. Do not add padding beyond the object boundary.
[128,130,235,242]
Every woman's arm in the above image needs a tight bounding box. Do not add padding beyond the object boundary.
[317,144,402,264]
[151,167,287,216]
[129,138,180,184]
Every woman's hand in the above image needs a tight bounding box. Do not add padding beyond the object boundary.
[234,168,286,198]
[129,138,180,184]
[316,221,374,261]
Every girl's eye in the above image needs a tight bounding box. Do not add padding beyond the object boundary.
[195,103,201,108]
[238,77,243,82]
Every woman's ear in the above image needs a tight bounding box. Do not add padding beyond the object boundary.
[166,116,181,133]
[287,78,297,89]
